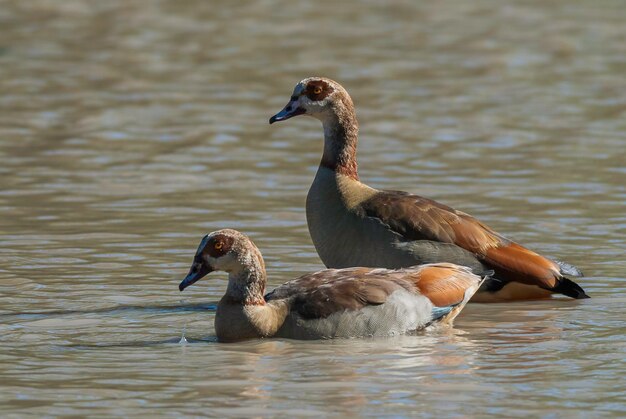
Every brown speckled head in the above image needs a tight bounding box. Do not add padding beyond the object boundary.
[179,229,263,291]
[269,77,350,123]
[270,77,360,179]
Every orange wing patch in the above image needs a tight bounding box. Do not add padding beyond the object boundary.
[482,242,560,288]
[411,263,479,307]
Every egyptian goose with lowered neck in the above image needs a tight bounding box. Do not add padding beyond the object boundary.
[178,229,487,342]
[269,77,589,302]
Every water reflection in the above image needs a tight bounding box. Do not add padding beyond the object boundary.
[0,302,217,320]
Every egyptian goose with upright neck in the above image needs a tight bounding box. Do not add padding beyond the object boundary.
[178,229,487,342]
[269,77,589,302]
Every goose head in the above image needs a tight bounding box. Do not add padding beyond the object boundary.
[178,229,260,291]
[269,77,352,124]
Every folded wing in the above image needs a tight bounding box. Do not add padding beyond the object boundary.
[359,190,581,293]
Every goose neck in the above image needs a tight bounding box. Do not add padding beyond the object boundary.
[320,108,359,180]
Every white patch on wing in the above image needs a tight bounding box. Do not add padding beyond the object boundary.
[367,268,390,275]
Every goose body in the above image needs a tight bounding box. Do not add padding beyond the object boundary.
[270,77,588,302]
[306,166,486,272]
[179,229,487,342]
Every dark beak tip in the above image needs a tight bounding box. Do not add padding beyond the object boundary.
[178,263,213,292]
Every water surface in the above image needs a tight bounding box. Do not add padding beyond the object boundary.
[1,0,625,417]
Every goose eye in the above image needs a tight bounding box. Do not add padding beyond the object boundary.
[214,242,223,250]
[313,86,322,95]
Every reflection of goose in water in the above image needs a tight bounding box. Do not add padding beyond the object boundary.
[178,229,487,342]
[208,330,488,416]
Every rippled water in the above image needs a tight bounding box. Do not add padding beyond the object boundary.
[1,0,625,416]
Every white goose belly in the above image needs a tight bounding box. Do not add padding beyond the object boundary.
[276,289,435,339]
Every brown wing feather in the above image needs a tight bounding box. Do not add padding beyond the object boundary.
[360,191,562,289]
[266,263,485,319]
[266,267,416,319]
[291,276,412,319]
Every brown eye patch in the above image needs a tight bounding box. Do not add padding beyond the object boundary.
[305,80,333,101]
[205,234,234,258]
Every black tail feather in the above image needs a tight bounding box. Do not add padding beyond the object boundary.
[551,277,590,299]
